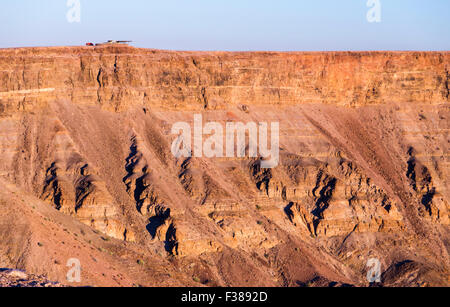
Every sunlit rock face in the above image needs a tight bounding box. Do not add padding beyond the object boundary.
[0,46,448,287]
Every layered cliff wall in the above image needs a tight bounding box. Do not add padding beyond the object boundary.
[0,46,448,116]
[0,46,448,287]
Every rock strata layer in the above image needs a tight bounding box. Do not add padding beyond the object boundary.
[0,46,448,287]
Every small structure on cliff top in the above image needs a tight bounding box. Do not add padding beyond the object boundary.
[86,40,132,46]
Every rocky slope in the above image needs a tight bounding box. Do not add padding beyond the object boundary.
[0,269,63,287]
[0,46,448,287]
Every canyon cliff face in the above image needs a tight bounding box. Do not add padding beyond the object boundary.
[0,46,448,287]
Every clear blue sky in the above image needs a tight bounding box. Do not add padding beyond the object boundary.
[1,0,449,51]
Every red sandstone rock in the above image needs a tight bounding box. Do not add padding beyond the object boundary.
[0,46,448,287]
